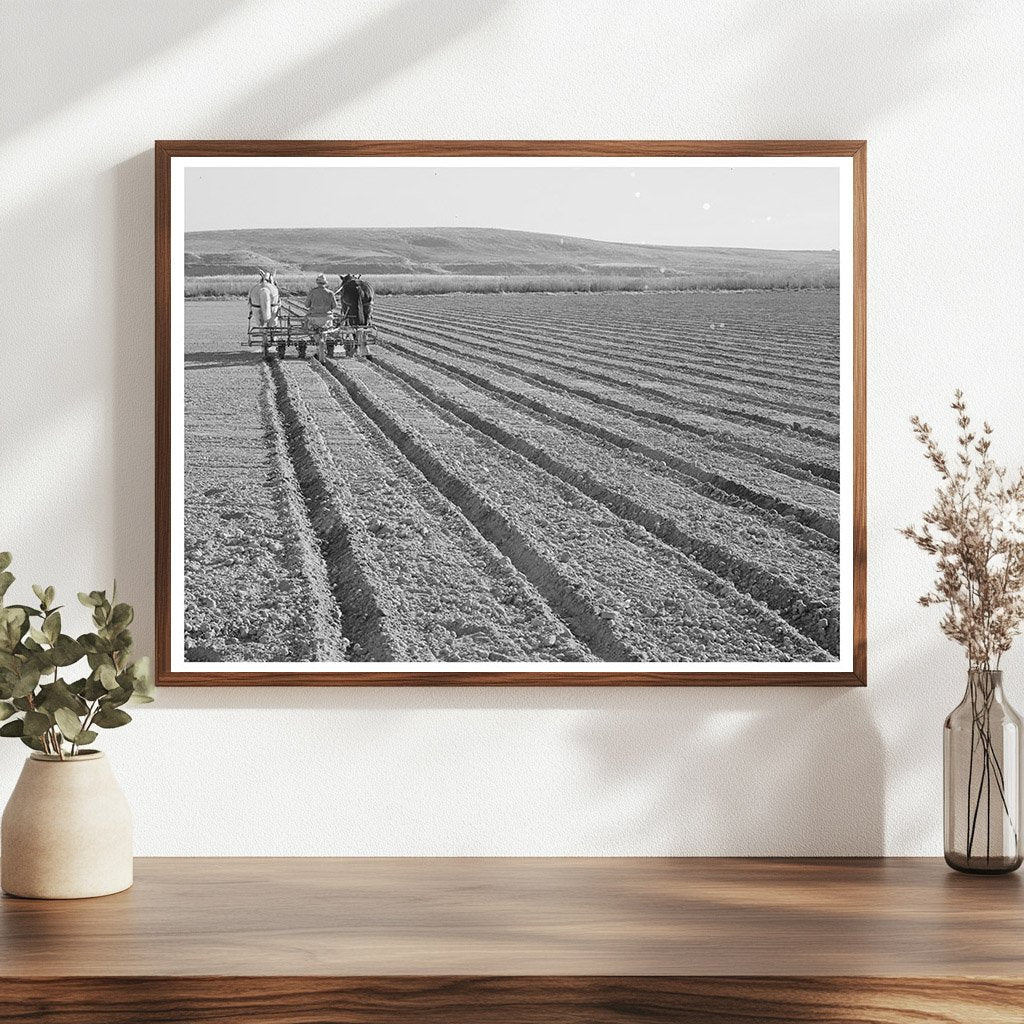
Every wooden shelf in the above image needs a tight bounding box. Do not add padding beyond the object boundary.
[2,857,1021,1022]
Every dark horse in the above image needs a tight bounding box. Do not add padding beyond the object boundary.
[338,274,374,359]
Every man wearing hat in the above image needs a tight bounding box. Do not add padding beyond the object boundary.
[306,272,337,319]
[305,272,337,355]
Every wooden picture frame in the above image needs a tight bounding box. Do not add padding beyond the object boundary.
[156,140,866,686]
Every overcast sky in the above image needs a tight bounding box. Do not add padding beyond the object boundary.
[185,165,839,250]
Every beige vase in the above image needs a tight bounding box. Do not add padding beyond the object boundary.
[1,751,133,899]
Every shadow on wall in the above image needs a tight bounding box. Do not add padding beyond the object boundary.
[722,0,970,134]
[146,680,886,856]
[201,0,507,137]
[104,0,509,657]
[0,1,247,138]
[573,687,885,856]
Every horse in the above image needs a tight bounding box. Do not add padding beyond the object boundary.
[247,271,280,328]
[337,274,374,358]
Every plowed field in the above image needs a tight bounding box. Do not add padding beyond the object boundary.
[183,291,841,664]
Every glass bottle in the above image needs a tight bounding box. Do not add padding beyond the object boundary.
[944,669,1022,873]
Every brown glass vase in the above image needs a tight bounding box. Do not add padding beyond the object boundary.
[944,669,1022,873]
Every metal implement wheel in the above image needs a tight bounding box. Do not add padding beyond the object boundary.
[276,342,287,359]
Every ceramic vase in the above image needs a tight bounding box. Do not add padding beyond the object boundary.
[1,751,133,898]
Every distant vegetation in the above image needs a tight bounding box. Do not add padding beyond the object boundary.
[184,225,839,297]
[186,269,838,299]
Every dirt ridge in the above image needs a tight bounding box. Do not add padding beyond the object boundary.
[380,332,840,544]
[269,358,396,660]
[257,363,350,661]
[310,361,634,662]
[383,320,840,490]
[371,355,837,657]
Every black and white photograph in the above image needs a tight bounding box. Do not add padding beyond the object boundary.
[163,147,861,682]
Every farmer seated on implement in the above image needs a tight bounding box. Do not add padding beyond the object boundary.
[248,270,280,328]
[306,272,337,337]
[338,273,373,360]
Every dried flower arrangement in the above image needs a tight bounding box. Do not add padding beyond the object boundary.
[903,391,1023,870]
[902,390,1024,669]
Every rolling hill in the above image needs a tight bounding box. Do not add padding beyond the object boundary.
[184,226,838,282]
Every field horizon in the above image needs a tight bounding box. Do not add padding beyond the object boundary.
[184,225,839,287]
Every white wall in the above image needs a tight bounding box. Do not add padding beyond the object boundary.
[1,0,1021,856]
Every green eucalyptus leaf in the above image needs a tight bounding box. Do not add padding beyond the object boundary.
[19,734,45,752]
[0,700,15,721]
[83,636,112,657]
[8,604,43,619]
[98,663,118,690]
[78,592,100,608]
[31,584,47,608]
[0,607,27,651]
[53,707,84,741]
[74,730,98,746]
[110,603,134,629]
[0,651,19,673]
[28,626,49,646]
[42,611,60,644]
[0,718,24,738]
[104,685,132,708]
[37,679,88,716]
[0,572,14,601]
[22,710,51,738]
[0,552,11,573]
[83,675,108,701]
[12,697,33,712]
[44,586,55,608]
[8,602,43,618]
[93,705,131,729]
[11,666,41,699]
[50,635,85,667]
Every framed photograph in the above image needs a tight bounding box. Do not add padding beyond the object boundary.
[156,140,865,686]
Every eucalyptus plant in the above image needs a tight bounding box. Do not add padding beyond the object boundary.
[0,553,153,759]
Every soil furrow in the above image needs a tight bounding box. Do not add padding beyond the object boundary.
[257,363,350,660]
[321,361,827,662]
[364,355,838,657]
[182,350,346,662]
[458,306,842,385]
[389,303,840,410]
[378,310,840,444]
[426,292,841,374]
[383,304,839,420]
[269,358,397,660]
[310,361,638,662]
[381,322,841,496]
[377,337,839,542]
[275,358,592,663]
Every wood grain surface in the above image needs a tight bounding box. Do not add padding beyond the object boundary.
[2,857,1020,1023]
[0,976,1022,1024]
[155,139,867,688]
